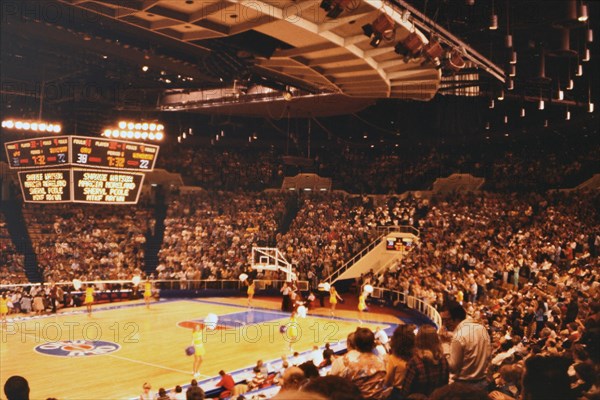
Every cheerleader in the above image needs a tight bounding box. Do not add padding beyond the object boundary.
[143,279,152,309]
[287,311,299,352]
[0,293,9,324]
[329,286,342,317]
[192,324,206,378]
[247,280,255,307]
[358,292,368,321]
[84,285,94,317]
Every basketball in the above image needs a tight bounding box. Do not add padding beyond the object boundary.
[185,346,195,356]
[279,325,287,333]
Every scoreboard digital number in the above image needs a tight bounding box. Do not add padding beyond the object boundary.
[4,136,159,171]
[18,169,71,203]
[17,169,145,204]
[71,136,159,171]
[72,169,144,204]
[5,136,69,169]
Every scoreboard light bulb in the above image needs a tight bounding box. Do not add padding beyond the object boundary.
[31,122,38,131]
[112,130,120,138]
[134,131,141,139]
[149,123,157,131]
[127,131,134,139]
[127,122,135,130]
[155,132,164,141]
[104,129,111,136]
[149,132,156,140]
[134,123,141,130]
[142,123,149,130]
[141,132,149,139]
[46,124,54,132]
[53,125,61,133]
[119,121,126,129]
[39,123,46,131]
[15,121,23,129]
[119,132,127,139]
[6,120,14,128]
[23,122,31,130]
[157,124,164,131]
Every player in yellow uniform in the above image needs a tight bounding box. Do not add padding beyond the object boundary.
[84,285,94,317]
[192,324,206,378]
[143,279,152,309]
[0,293,9,324]
[287,311,299,352]
[329,286,342,316]
[247,280,255,307]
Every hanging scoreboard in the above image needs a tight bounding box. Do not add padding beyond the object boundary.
[6,136,158,204]
[5,136,159,171]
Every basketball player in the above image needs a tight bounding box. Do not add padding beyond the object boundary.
[192,324,206,378]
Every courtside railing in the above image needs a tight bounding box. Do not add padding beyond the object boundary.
[371,286,442,329]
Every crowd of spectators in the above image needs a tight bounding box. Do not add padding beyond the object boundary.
[0,213,27,284]
[22,204,153,283]
[151,132,599,194]
[157,144,283,191]
[156,191,289,282]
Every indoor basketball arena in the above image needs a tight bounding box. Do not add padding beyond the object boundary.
[1,0,599,399]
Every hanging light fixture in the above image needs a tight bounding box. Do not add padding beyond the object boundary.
[578,2,588,22]
[509,50,517,64]
[490,0,498,30]
[538,89,545,110]
[567,60,574,90]
[507,79,514,91]
[505,0,512,47]
[588,85,594,113]
[566,107,571,120]
[556,77,564,100]
[509,64,516,77]
[498,89,505,100]
[582,46,590,62]
[520,107,526,117]
[489,98,495,109]
[586,27,593,42]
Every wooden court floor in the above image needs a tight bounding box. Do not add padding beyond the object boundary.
[0,298,400,400]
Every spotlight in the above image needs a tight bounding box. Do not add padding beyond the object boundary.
[422,38,444,67]
[142,66,149,72]
[362,14,395,48]
[538,99,545,110]
[320,0,351,19]
[395,32,424,58]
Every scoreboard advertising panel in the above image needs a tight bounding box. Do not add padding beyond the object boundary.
[18,169,145,204]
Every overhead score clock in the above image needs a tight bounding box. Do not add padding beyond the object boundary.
[18,169,145,204]
[5,136,159,171]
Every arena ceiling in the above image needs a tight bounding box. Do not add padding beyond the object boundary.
[0,0,597,124]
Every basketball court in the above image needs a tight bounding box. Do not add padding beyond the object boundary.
[0,298,400,399]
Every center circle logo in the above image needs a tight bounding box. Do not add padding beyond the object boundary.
[35,340,121,357]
